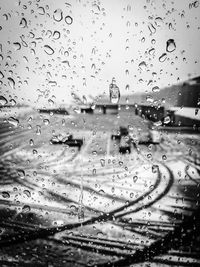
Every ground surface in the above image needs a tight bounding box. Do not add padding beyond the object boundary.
[0,107,200,266]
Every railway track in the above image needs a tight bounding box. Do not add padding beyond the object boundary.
[0,116,200,266]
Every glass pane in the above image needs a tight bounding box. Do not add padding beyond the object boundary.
[0,0,200,266]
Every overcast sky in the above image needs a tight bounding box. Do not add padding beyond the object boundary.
[0,0,200,106]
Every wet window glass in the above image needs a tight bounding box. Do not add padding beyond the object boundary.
[0,0,200,266]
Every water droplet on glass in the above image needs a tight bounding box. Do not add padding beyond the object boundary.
[22,205,31,212]
[3,14,9,21]
[162,155,167,160]
[8,77,15,89]
[155,17,163,27]
[17,169,25,179]
[38,6,45,15]
[154,120,162,127]
[43,119,50,125]
[138,61,147,70]
[100,159,105,167]
[0,71,4,79]
[36,125,41,135]
[194,1,199,8]
[152,165,159,173]
[44,45,54,55]
[53,9,63,22]
[2,191,10,198]
[152,86,160,92]
[159,53,167,62]
[146,95,153,103]
[8,117,19,127]
[13,42,21,51]
[0,96,8,106]
[164,116,171,124]
[65,16,73,25]
[10,99,16,106]
[29,139,34,146]
[148,48,155,56]
[48,99,54,106]
[133,176,138,183]
[125,84,130,90]
[148,23,156,34]
[23,190,31,198]
[125,69,129,76]
[20,17,27,28]
[53,30,60,39]
[166,39,176,52]
[109,78,120,104]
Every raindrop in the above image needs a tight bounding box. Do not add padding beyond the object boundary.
[36,125,41,135]
[22,205,31,212]
[44,45,54,55]
[147,153,152,159]
[20,17,27,28]
[133,176,138,182]
[65,16,73,25]
[125,84,130,90]
[13,42,21,51]
[194,1,199,8]
[29,139,34,146]
[3,14,9,20]
[48,99,54,106]
[155,17,163,27]
[189,1,199,8]
[2,191,10,198]
[125,69,129,75]
[152,86,160,92]
[8,117,19,127]
[53,9,63,22]
[152,165,159,173]
[159,53,167,62]
[0,96,8,106]
[23,190,31,198]
[148,48,155,56]
[100,159,105,167]
[8,77,15,89]
[43,119,50,125]
[148,23,156,34]
[64,50,69,57]
[166,39,176,52]
[146,95,153,103]
[91,103,96,109]
[0,71,4,79]
[138,61,147,70]
[17,169,25,179]
[162,155,167,160]
[154,121,162,127]
[53,30,60,39]
[38,6,45,15]
[109,78,120,104]
[164,116,171,124]
[10,99,16,106]
[168,23,173,30]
